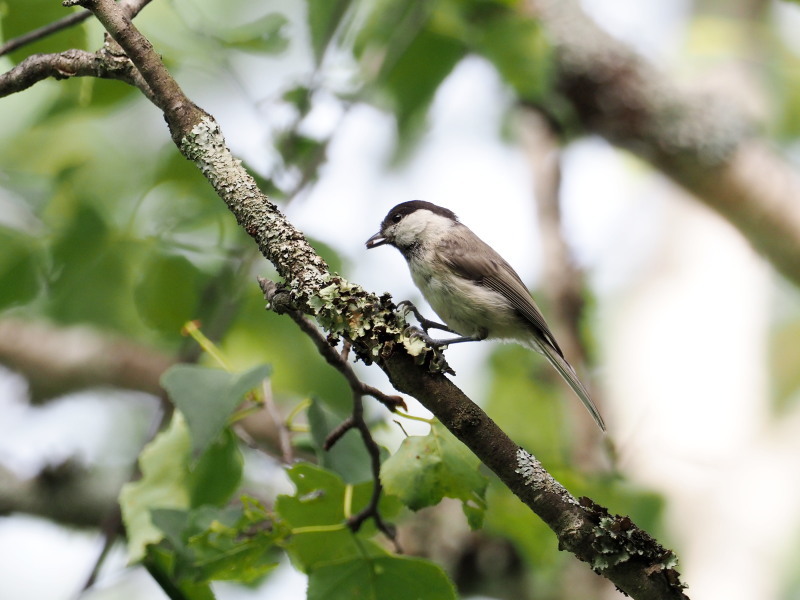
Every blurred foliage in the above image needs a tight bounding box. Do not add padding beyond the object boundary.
[4,0,800,598]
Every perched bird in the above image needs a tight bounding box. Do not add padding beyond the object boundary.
[366,200,605,431]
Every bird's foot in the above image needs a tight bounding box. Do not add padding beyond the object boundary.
[397,300,455,334]
[403,326,453,373]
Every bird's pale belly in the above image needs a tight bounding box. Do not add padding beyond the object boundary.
[411,266,524,341]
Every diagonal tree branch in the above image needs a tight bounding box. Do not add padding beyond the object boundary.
[2,1,688,597]
[525,0,800,286]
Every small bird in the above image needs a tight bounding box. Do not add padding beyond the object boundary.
[366,200,605,431]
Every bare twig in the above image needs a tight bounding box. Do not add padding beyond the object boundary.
[261,379,294,464]
[345,393,397,545]
[0,0,152,58]
[0,10,91,58]
[259,277,400,543]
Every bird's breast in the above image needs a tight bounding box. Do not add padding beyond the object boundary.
[408,255,521,339]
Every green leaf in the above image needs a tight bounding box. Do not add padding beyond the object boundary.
[119,415,192,562]
[472,12,552,102]
[134,252,202,334]
[381,420,487,528]
[145,545,217,600]
[0,0,88,64]
[46,205,145,331]
[276,463,395,572]
[188,428,244,507]
[0,226,41,309]
[307,554,457,600]
[161,364,271,459]
[307,398,375,484]
[217,13,289,54]
[380,26,466,133]
[306,0,351,64]
[150,500,285,584]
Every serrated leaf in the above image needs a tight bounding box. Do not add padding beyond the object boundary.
[119,415,192,562]
[307,554,456,600]
[381,420,487,527]
[161,364,271,459]
[275,463,396,572]
[151,501,284,584]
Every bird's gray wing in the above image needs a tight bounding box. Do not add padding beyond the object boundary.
[438,228,564,356]
[439,226,607,431]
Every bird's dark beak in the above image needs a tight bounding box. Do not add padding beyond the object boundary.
[366,232,387,249]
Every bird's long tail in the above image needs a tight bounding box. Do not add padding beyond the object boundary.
[537,342,606,431]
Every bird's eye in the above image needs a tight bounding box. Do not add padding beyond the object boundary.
[392,213,402,223]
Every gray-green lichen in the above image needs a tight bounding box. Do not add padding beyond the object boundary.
[515,448,579,506]
[181,116,449,372]
[580,497,680,577]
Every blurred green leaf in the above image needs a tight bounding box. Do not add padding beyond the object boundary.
[161,363,271,459]
[306,0,351,64]
[308,554,457,600]
[135,253,202,334]
[282,85,313,117]
[146,545,217,600]
[0,226,41,309]
[217,13,290,54]
[381,420,487,528]
[187,428,243,507]
[46,205,147,331]
[380,27,465,133]
[472,12,552,101]
[0,0,88,64]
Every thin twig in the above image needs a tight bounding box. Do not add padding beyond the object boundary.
[347,395,397,546]
[0,0,152,58]
[259,277,400,545]
[259,278,406,412]
[0,10,91,58]
[261,379,294,464]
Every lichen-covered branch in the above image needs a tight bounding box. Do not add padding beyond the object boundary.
[0,1,691,596]
[0,318,173,401]
[0,47,153,100]
[0,461,122,528]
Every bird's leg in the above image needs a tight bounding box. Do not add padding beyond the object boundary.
[405,326,488,349]
[396,300,455,334]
